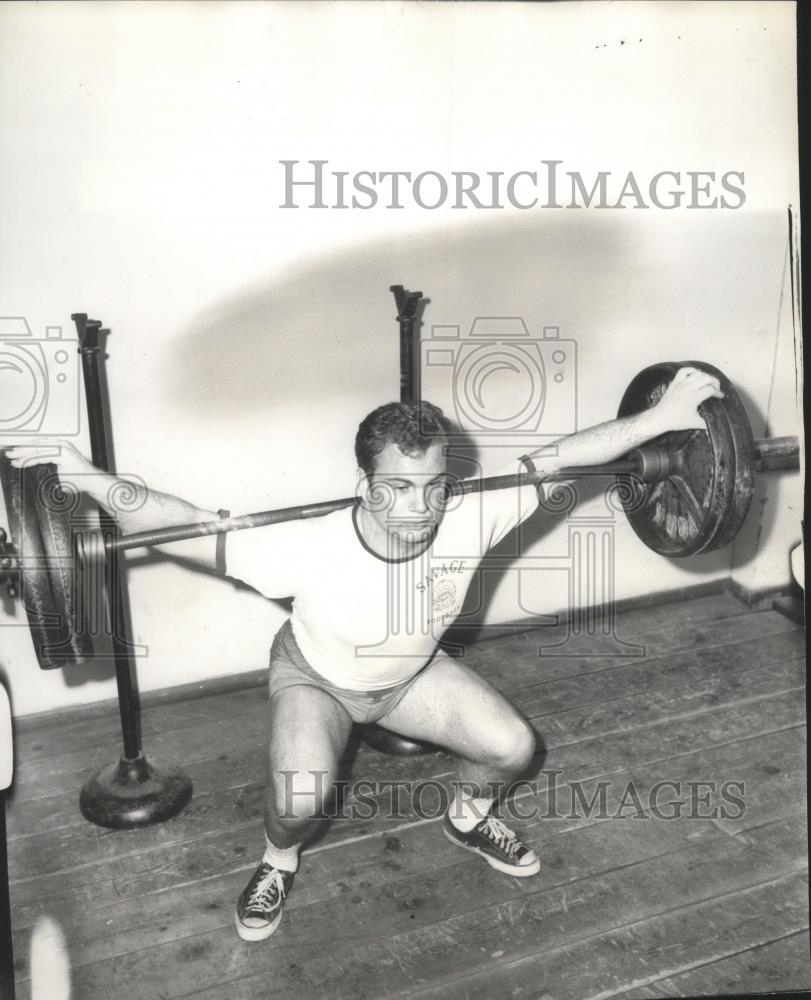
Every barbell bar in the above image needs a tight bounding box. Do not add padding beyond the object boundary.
[96,434,798,557]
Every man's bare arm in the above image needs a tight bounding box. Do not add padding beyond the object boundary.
[4,440,220,567]
[525,366,724,477]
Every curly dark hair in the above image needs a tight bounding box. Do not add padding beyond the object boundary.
[355,401,454,475]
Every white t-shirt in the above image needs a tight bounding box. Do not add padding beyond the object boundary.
[224,464,542,690]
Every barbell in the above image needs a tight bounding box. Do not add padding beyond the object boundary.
[0,361,800,671]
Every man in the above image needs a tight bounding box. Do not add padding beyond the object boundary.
[5,365,723,942]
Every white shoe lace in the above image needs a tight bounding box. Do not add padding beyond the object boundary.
[247,867,287,912]
[480,815,520,857]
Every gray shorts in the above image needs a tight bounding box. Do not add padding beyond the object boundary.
[268,619,421,725]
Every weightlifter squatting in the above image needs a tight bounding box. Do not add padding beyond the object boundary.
[7,365,722,942]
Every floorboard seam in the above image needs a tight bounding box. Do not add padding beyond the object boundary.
[521,656,806,726]
[507,628,804,698]
[545,686,805,752]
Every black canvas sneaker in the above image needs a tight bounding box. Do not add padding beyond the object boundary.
[443,811,540,876]
[235,862,295,941]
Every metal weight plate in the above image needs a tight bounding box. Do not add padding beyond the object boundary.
[616,361,756,557]
[0,456,93,668]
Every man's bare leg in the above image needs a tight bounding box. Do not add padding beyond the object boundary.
[264,684,353,847]
[375,650,540,875]
[236,684,353,941]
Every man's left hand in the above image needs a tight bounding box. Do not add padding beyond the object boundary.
[653,366,724,432]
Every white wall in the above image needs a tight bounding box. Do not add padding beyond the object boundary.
[0,1,801,717]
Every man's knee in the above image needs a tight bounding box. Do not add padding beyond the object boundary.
[489,718,536,773]
[270,767,334,822]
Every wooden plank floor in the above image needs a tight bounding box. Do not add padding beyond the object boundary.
[5,591,809,999]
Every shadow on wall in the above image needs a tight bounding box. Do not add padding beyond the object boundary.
[163,211,655,418]
[164,209,785,422]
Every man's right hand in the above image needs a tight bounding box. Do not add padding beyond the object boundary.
[3,440,96,479]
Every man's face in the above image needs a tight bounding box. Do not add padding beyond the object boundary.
[361,442,449,545]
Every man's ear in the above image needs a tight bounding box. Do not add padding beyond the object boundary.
[356,467,370,501]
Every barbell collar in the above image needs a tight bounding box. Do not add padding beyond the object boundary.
[753,437,802,472]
